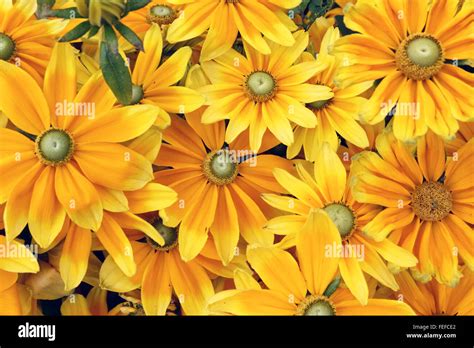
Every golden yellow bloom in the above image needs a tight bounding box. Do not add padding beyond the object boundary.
[288,27,372,160]
[122,0,180,35]
[200,30,333,152]
[334,0,474,141]
[263,143,417,304]
[0,235,39,315]
[0,0,66,84]
[166,0,300,61]
[209,235,415,315]
[351,130,474,286]
[0,43,156,248]
[395,267,473,315]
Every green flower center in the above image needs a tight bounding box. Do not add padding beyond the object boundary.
[296,295,336,316]
[323,203,355,239]
[148,218,178,251]
[308,98,332,110]
[35,129,74,166]
[406,37,441,67]
[202,150,239,185]
[130,84,144,105]
[0,33,15,61]
[245,71,276,102]
[395,34,444,80]
[148,5,176,25]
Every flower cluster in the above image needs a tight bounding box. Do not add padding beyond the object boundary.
[0,0,472,316]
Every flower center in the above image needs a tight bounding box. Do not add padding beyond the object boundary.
[323,203,356,240]
[202,149,239,185]
[130,84,144,105]
[148,5,177,25]
[0,33,15,61]
[308,98,332,110]
[35,129,74,166]
[147,218,178,251]
[244,71,277,103]
[395,34,444,80]
[411,182,452,221]
[296,295,336,316]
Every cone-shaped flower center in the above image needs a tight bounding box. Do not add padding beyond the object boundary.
[296,295,336,316]
[35,129,74,166]
[202,149,239,185]
[0,33,15,61]
[396,34,443,80]
[412,182,452,221]
[407,37,441,67]
[323,203,356,239]
[149,5,176,25]
[130,84,144,105]
[148,218,178,251]
[308,98,332,110]
[245,71,277,103]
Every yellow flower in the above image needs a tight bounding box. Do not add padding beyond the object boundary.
[199,30,333,152]
[334,0,474,141]
[395,267,473,315]
[0,43,157,248]
[122,0,180,35]
[0,0,66,84]
[288,27,372,160]
[126,24,205,161]
[60,287,109,315]
[351,130,474,286]
[166,0,301,61]
[263,143,417,304]
[0,235,39,315]
[208,237,415,315]
[154,112,294,264]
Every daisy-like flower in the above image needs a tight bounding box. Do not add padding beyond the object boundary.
[208,218,416,315]
[333,0,474,141]
[262,143,417,304]
[0,235,39,315]
[154,111,294,264]
[351,130,474,286]
[395,267,473,315]
[288,27,372,160]
[126,23,205,161]
[199,30,333,152]
[0,43,157,248]
[0,0,66,84]
[122,1,180,35]
[165,0,300,61]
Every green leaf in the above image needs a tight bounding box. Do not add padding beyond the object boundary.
[100,24,133,105]
[323,276,341,298]
[51,7,86,19]
[36,0,55,18]
[126,0,151,12]
[88,25,100,38]
[59,21,91,42]
[114,21,144,51]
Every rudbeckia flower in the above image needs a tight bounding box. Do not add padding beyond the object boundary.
[334,0,474,141]
[0,0,66,84]
[395,267,473,315]
[154,112,294,264]
[100,230,251,315]
[0,235,39,315]
[200,30,333,152]
[165,0,301,61]
[0,43,157,248]
[288,27,372,160]
[262,143,417,304]
[125,23,205,161]
[122,0,180,35]
[351,130,474,286]
[208,225,416,315]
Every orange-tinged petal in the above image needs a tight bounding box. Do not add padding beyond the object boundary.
[142,252,172,315]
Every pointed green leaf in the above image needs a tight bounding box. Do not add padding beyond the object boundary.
[114,21,144,51]
[59,21,91,42]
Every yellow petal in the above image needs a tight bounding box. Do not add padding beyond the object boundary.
[142,252,172,315]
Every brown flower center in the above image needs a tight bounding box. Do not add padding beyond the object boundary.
[147,218,178,251]
[202,149,239,185]
[411,182,452,221]
[0,33,15,61]
[148,5,177,25]
[35,129,75,166]
[244,71,277,103]
[296,295,336,316]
